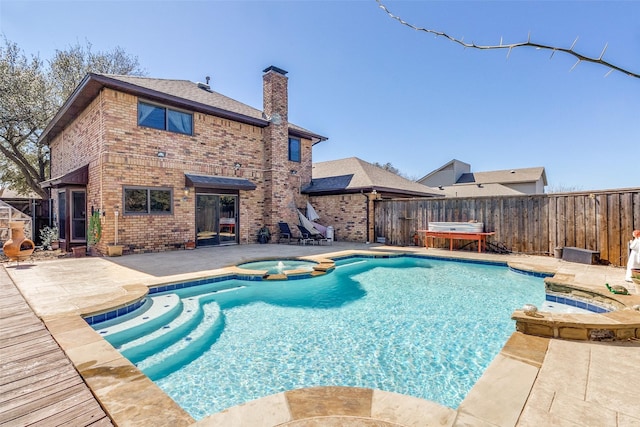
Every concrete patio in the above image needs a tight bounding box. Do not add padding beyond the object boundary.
[2,243,639,426]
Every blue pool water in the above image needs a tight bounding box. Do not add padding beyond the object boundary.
[97,256,547,420]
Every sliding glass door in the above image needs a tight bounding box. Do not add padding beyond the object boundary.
[195,194,237,246]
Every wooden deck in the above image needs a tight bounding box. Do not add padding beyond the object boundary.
[0,267,113,426]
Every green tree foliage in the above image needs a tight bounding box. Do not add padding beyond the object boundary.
[0,37,144,198]
[0,39,55,198]
[373,162,401,175]
[373,161,419,181]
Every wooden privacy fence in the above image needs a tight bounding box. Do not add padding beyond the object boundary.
[374,188,640,267]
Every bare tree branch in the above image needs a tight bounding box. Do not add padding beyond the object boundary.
[376,0,639,79]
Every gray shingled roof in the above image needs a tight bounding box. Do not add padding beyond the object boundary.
[462,167,547,185]
[304,157,439,197]
[435,183,524,197]
[40,73,326,145]
[107,74,265,121]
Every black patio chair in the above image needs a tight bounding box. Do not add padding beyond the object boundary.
[277,222,297,244]
[297,224,330,245]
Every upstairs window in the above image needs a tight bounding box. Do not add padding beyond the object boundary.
[288,137,301,162]
[124,187,172,215]
[138,101,193,135]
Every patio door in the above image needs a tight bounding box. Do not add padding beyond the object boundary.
[57,188,86,251]
[195,194,238,246]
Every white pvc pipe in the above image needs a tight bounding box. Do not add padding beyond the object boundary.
[114,210,119,245]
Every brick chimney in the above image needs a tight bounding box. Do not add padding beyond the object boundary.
[262,66,293,228]
[262,65,288,128]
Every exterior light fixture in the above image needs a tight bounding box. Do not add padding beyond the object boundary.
[157,151,166,158]
[183,187,190,197]
[290,170,297,175]
[234,162,241,170]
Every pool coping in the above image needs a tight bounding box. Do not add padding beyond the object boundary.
[29,248,640,426]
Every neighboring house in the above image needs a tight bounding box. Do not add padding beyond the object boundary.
[39,66,327,254]
[303,157,439,242]
[417,159,547,197]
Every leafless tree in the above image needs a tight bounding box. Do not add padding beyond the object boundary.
[376,0,639,79]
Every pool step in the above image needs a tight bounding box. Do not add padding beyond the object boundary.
[118,286,244,365]
[119,295,205,363]
[136,302,225,380]
[95,294,182,346]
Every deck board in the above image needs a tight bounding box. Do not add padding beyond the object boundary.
[1,351,69,382]
[0,328,51,349]
[0,267,113,426]
[1,363,80,403]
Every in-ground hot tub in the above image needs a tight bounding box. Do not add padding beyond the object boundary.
[237,259,318,274]
[427,222,484,233]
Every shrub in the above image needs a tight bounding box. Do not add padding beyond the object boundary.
[39,226,59,250]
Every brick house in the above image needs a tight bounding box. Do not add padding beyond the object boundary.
[303,157,439,243]
[40,66,327,254]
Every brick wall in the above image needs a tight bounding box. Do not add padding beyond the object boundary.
[48,78,314,253]
[309,194,370,242]
[50,94,103,178]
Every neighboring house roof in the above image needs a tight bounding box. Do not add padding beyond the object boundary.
[432,183,524,198]
[417,159,470,183]
[0,187,42,199]
[303,157,440,197]
[458,167,547,185]
[39,73,327,145]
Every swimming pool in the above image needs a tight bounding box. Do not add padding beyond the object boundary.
[95,255,547,420]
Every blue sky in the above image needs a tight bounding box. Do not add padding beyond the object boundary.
[2,0,639,191]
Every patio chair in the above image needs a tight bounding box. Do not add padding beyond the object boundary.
[297,224,330,245]
[277,222,297,244]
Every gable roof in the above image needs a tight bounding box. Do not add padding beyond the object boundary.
[303,157,440,197]
[39,73,327,145]
[417,159,470,183]
[458,167,547,185]
[434,183,525,197]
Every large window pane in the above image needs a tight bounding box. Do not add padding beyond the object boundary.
[71,191,86,240]
[289,137,301,162]
[168,110,193,135]
[150,189,171,213]
[138,101,193,135]
[125,189,148,213]
[138,102,166,130]
[58,192,66,240]
[124,187,172,215]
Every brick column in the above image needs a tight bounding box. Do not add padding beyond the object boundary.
[262,66,297,229]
